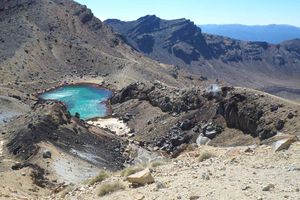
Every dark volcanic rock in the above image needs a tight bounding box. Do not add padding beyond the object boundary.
[270,104,279,112]
[42,150,52,159]
[155,127,192,154]
[217,93,263,136]
[287,112,294,119]
[4,102,125,171]
[275,119,285,130]
[112,82,300,155]
[11,162,55,188]
[111,82,204,113]
[202,123,224,139]
[258,128,277,140]
[179,119,193,130]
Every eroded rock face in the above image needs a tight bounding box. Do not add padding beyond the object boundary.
[212,89,300,142]
[4,102,125,170]
[217,93,264,137]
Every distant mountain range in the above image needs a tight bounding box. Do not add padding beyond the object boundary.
[105,15,300,98]
[199,24,300,44]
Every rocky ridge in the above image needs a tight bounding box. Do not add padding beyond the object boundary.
[105,16,300,99]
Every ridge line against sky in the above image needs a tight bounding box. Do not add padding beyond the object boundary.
[75,0,300,27]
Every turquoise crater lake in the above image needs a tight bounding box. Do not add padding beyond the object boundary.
[39,85,113,120]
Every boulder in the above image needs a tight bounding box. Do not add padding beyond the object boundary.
[127,168,154,185]
[179,119,193,130]
[258,128,277,140]
[122,114,131,122]
[202,123,223,139]
[204,129,217,139]
[270,104,279,112]
[42,150,52,159]
[11,162,23,170]
[262,183,275,191]
[196,134,211,145]
[275,119,284,130]
[272,136,298,152]
[287,112,294,119]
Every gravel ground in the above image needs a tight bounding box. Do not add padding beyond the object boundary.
[49,142,300,200]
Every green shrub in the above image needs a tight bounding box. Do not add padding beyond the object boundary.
[198,151,215,162]
[120,165,144,177]
[97,182,125,196]
[60,185,74,198]
[149,160,165,168]
[88,171,109,186]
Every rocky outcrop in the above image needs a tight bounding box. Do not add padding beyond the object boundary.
[73,4,94,24]
[4,102,125,170]
[217,93,263,136]
[111,82,204,113]
[112,82,300,155]
[154,124,193,154]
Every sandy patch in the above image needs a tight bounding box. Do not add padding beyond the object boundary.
[87,118,130,136]
[36,142,100,184]
[53,156,99,184]
[0,95,30,125]
[66,76,104,85]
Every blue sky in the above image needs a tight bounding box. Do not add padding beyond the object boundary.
[75,0,300,26]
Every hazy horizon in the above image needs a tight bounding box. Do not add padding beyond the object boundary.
[198,24,300,27]
[75,0,300,27]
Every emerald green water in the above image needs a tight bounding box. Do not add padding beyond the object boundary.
[40,85,112,120]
